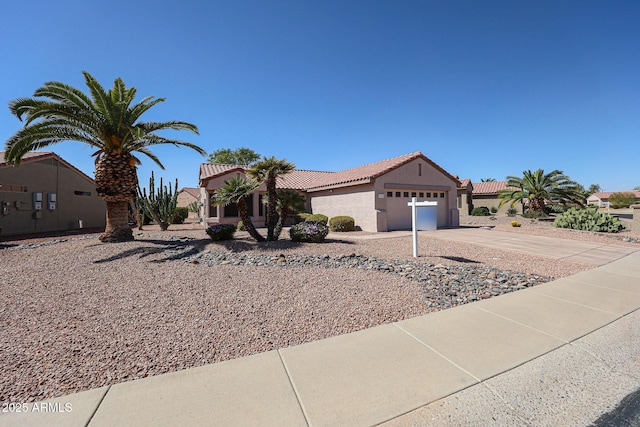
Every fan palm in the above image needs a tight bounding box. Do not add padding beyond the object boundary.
[273,189,306,240]
[212,176,264,242]
[498,169,583,213]
[4,71,204,242]
[247,156,295,241]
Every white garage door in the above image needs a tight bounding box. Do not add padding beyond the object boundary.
[386,190,448,230]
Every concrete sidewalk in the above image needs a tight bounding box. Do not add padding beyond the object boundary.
[2,240,639,426]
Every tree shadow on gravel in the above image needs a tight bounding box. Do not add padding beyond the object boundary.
[438,256,481,264]
[92,238,211,264]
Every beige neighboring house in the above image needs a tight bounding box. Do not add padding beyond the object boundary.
[0,151,106,236]
[462,180,524,215]
[177,187,200,219]
[199,152,461,232]
[587,191,640,208]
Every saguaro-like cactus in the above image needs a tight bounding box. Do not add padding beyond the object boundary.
[136,172,178,231]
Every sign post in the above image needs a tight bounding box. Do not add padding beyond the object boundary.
[408,197,438,257]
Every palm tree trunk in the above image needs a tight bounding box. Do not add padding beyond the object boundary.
[266,182,277,241]
[273,207,289,240]
[238,199,265,242]
[100,201,134,242]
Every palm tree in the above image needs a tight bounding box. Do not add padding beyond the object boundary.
[247,156,295,241]
[480,178,496,182]
[273,189,306,240]
[212,176,264,242]
[4,71,204,242]
[499,169,583,213]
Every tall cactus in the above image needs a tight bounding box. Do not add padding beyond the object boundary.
[136,172,179,231]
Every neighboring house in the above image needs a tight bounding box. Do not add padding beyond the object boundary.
[465,180,524,215]
[587,191,640,208]
[199,152,461,232]
[457,178,473,215]
[177,187,200,219]
[0,151,106,236]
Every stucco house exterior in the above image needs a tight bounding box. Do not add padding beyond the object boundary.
[177,187,200,219]
[0,151,106,236]
[198,152,461,232]
[587,191,640,208]
[461,180,524,215]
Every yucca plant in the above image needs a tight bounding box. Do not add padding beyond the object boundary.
[137,172,179,231]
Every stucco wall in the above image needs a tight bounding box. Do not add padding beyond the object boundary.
[201,171,268,226]
[310,184,377,231]
[470,195,524,215]
[0,158,105,236]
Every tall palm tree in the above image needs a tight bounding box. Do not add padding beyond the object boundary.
[4,71,205,242]
[273,189,306,240]
[247,156,295,241]
[212,176,264,242]
[499,169,583,213]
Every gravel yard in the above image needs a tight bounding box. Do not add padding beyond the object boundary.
[1,217,638,403]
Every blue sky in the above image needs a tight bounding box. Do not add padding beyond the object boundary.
[1,0,638,191]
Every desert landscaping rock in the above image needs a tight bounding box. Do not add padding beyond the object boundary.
[0,221,637,404]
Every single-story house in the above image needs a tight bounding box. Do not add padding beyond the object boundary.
[177,187,200,219]
[0,151,106,236]
[199,151,461,232]
[457,180,524,215]
[587,191,640,208]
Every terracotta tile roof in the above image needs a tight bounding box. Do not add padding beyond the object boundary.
[179,187,200,198]
[458,178,471,188]
[278,170,335,190]
[306,152,460,191]
[0,151,95,184]
[199,152,460,192]
[471,180,510,195]
[589,191,640,201]
[199,163,245,181]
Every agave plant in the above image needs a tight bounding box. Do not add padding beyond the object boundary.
[4,71,204,242]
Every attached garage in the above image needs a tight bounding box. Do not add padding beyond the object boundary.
[384,188,450,230]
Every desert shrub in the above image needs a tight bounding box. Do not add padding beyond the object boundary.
[329,216,355,232]
[545,204,566,214]
[206,223,237,241]
[471,207,491,216]
[295,213,312,223]
[506,208,518,217]
[553,207,625,233]
[171,207,189,224]
[236,220,247,231]
[289,220,329,242]
[522,210,547,219]
[490,206,498,214]
[609,192,638,209]
[305,214,328,224]
[511,221,522,227]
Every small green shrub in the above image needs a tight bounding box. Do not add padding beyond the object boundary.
[171,207,189,224]
[506,208,518,217]
[305,214,328,224]
[471,207,491,216]
[545,204,566,214]
[289,220,329,242]
[295,213,312,223]
[236,220,247,231]
[206,223,237,240]
[490,206,498,214]
[553,207,625,233]
[522,210,547,219]
[329,216,355,232]
[609,192,638,209]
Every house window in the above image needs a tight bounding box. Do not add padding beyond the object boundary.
[0,184,27,193]
[209,194,218,217]
[418,163,422,176]
[395,191,401,197]
[403,192,409,198]
[440,193,445,198]
[411,192,417,197]
[387,191,393,197]
[426,192,431,198]
[419,192,424,198]
[74,191,91,196]
[258,194,264,217]
[224,203,238,217]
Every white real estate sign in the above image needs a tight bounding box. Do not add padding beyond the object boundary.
[408,197,438,257]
